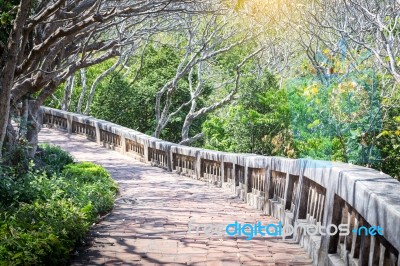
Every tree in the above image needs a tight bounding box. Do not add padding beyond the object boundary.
[261,0,400,170]
[0,0,215,159]
[152,11,265,139]
[202,70,292,155]
[178,47,265,145]
[89,44,200,142]
[312,0,400,84]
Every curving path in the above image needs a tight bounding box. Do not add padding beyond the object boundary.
[39,128,312,266]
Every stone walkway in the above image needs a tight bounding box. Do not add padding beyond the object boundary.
[39,128,312,266]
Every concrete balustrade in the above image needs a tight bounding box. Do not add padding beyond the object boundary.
[40,107,400,266]
[125,138,145,160]
[199,150,224,186]
[170,145,199,179]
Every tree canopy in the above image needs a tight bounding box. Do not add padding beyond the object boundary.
[2,0,400,179]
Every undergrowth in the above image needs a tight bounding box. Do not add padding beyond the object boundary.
[0,144,118,265]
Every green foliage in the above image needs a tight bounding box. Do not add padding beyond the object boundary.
[0,0,19,44]
[203,72,293,156]
[3,139,32,175]
[42,31,400,180]
[235,0,245,11]
[0,200,87,266]
[0,146,118,265]
[62,162,118,218]
[374,108,400,179]
[286,78,335,160]
[90,44,208,142]
[90,74,140,128]
[35,144,74,175]
[45,59,116,110]
[202,49,400,180]
[286,69,382,163]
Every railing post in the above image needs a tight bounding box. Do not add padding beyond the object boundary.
[166,145,173,172]
[265,166,272,200]
[317,188,338,265]
[195,151,201,180]
[94,122,102,145]
[244,162,249,203]
[282,172,290,215]
[221,158,225,188]
[263,165,270,214]
[120,135,126,154]
[296,175,309,220]
[285,174,294,211]
[232,163,237,195]
[66,114,73,134]
[144,141,150,163]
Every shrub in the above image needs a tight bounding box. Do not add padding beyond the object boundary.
[0,147,118,265]
[0,200,87,265]
[61,162,118,219]
[62,162,110,183]
[35,144,74,175]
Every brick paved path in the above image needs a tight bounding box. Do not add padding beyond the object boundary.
[39,128,312,266]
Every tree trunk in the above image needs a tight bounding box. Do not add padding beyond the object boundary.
[76,68,87,113]
[179,132,205,146]
[61,75,75,111]
[84,58,121,115]
[3,99,42,159]
[3,118,18,160]
[154,122,163,138]
[181,121,192,142]
[26,100,42,158]
[19,99,29,139]
[0,83,12,159]
[181,98,197,142]
[0,0,32,158]
[154,96,172,138]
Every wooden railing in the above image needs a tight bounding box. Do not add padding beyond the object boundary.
[40,107,400,266]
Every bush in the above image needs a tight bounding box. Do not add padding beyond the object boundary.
[61,162,118,219]
[0,145,118,265]
[35,144,74,175]
[0,200,87,266]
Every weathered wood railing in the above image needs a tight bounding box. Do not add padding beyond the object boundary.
[41,107,400,266]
